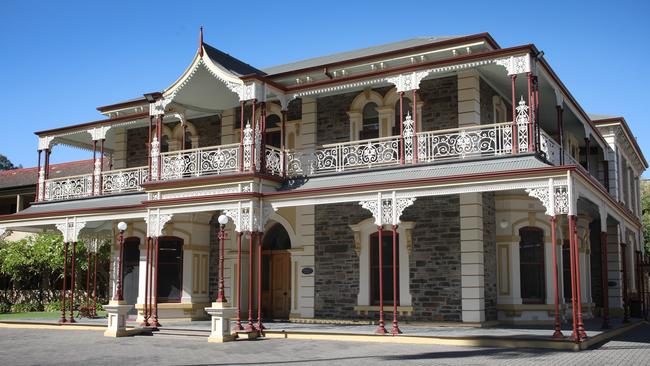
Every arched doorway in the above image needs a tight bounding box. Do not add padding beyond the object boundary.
[122,237,140,314]
[262,223,291,319]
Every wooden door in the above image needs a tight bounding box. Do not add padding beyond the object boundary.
[262,251,291,319]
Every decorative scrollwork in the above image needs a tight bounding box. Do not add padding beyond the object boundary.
[417,122,512,162]
[539,131,561,166]
[403,113,415,162]
[160,144,240,180]
[150,136,160,180]
[44,175,92,201]
[265,146,283,176]
[102,166,149,194]
[516,97,530,152]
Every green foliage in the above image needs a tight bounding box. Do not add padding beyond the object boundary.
[0,233,64,284]
[0,154,20,170]
[10,303,42,313]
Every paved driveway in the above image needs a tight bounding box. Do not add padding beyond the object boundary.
[0,324,648,365]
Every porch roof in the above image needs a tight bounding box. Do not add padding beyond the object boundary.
[13,193,146,217]
[281,155,551,192]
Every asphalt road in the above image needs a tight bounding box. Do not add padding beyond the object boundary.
[0,324,648,365]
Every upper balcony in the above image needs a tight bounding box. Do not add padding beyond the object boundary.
[38,107,578,203]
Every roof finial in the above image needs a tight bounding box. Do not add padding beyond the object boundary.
[199,26,204,57]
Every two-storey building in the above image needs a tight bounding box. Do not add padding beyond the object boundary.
[0,31,646,338]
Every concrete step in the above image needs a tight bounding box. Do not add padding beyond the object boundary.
[152,328,210,338]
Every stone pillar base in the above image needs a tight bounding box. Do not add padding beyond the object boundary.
[205,302,237,343]
[103,303,133,338]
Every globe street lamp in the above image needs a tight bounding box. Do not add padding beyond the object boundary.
[216,214,229,303]
[113,221,127,301]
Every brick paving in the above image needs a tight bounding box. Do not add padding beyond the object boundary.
[0,323,648,365]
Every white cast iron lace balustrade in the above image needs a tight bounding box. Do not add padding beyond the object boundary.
[265,146,283,176]
[102,166,149,194]
[315,136,400,173]
[416,122,513,163]
[515,97,530,153]
[539,131,562,166]
[160,143,241,180]
[44,173,93,201]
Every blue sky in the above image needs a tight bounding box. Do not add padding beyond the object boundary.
[1,1,649,175]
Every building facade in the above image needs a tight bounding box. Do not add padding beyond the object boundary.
[0,32,647,335]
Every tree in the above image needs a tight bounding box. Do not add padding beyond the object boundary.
[0,154,20,170]
[642,179,650,255]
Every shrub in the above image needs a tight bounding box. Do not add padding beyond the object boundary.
[11,303,42,313]
[0,302,11,314]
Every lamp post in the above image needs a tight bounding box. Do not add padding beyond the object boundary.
[113,221,127,301]
[216,214,229,303]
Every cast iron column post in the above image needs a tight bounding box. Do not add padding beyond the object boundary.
[390,224,401,335]
[551,216,563,338]
[69,241,77,323]
[59,242,68,324]
[375,226,387,334]
[233,232,244,331]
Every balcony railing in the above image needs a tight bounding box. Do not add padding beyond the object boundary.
[102,166,149,194]
[44,173,93,201]
[160,143,240,180]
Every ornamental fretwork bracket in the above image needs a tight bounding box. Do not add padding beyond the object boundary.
[222,201,276,233]
[525,178,570,217]
[359,192,416,226]
[55,217,87,243]
[145,209,173,238]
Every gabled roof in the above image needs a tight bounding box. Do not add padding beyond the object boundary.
[590,114,648,169]
[202,43,266,77]
[262,36,468,76]
[0,160,97,190]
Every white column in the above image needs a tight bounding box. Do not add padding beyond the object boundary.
[136,241,148,320]
[457,70,481,127]
[15,194,22,213]
[608,224,623,309]
[460,192,485,323]
[293,205,315,318]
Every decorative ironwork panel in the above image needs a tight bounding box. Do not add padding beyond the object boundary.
[515,98,530,152]
[102,166,149,194]
[539,131,561,165]
[242,122,253,171]
[265,146,283,176]
[160,144,240,180]
[403,113,415,162]
[44,174,92,201]
[416,122,512,163]
[315,136,400,173]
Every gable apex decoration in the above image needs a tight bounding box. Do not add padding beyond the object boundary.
[494,54,531,76]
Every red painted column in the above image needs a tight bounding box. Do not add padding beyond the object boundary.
[91,140,97,196]
[251,100,257,172]
[85,249,91,314]
[573,222,586,339]
[412,90,418,164]
[260,102,266,174]
[527,73,534,152]
[256,231,265,331]
[113,231,125,301]
[59,242,68,324]
[157,115,162,180]
[551,216,563,338]
[556,106,564,165]
[399,92,405,165]
[568,215,579,341]
[44,148,51,180]
[375,226,387,334]
[216,224,227,303]
[35,150,42,202]
[233,232,244,331]
[141,237,151,326]
[181,124,187,150]
[239,101,245,172]
[245,231,255,331]
[99,139,105,195]
[281,110,287,178]
[621,242,629,323]
[511,75,518,154]
[69,241,77,323]
[152,237,160,328]
[92,252,97,317]
[390,224,401,335]
[534,76,541,152]
[148,116,153,180]
[601,231,610,328]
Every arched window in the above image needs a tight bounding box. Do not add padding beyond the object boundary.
[519,227,545,304]
[370,231,399,305]
[393,99,412,136]
[265,114,282,148]
[360,103,379,140]
[157,236,183,303]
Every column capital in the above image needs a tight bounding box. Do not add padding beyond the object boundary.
[359,192,415,226]
[55,217,87,242]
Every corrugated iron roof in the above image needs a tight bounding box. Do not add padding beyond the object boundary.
[0,160,98,190]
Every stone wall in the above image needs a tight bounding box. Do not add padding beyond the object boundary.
[314,195,462,322]
[479,78,512,124]
[316,78,459,145]
[314,203,371,318]
[125,114,221,168]
[482,192,497,321]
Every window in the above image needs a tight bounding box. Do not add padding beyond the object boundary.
[184,129,193,150]
[160,135,170,153]
[360,103,379,140]
[393,99,412,136]
[370,231,399,305]
[157,237,183,302]
[265,114,282,148]
[519,227,545,304]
